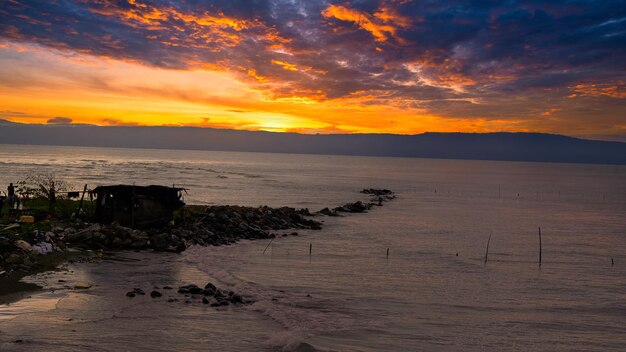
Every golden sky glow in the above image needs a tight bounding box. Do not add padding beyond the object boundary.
[0,42,523,134]
[0,0,625,140]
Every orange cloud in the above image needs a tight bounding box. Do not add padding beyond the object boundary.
[322,4,407,42]
[541,108,562,116]
[84,0,284,51]
[568,82,626,99]
[271,59,299,72]
[247,68,270,82]
[374,4,414,28]
[404,57,476,90]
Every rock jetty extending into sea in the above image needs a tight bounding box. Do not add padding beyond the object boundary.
[0,189,395,283]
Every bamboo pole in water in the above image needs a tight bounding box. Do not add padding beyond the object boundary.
[484,231,492,264]
[262,237,275,254]
[538,227,542,267]
[386,248,389,259]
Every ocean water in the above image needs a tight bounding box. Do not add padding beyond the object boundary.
[0,144,625,351]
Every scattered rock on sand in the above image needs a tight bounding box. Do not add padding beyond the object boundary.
[230,294,243,304]
[74,283,92,289]
[178,284,204,295]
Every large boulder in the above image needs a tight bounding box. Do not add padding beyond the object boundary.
[14,240,32,252]
[204,282,217,295]
[150,233,172,251]
[63,224,101,243]
[178,284,204,294]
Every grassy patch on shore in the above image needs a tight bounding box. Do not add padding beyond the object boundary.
[1,197,88,224]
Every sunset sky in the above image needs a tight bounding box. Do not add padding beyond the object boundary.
[0,0,625,140]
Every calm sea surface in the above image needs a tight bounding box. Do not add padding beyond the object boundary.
[0,144,625,351]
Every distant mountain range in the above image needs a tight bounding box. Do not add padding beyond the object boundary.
[1,120,625,165]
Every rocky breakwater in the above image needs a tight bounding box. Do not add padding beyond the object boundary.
[0,189,395,279]
[0,205,324,276]
[319,188,396,216]
[57,205,323,252]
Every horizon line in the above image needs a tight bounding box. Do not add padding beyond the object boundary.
[1,119,624,143]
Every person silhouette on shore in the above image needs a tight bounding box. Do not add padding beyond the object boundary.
[7,183,15,210]
[0,192,5,217]
[49,182,56,215]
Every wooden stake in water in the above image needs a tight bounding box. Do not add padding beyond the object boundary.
[262,237,275,254]
[386,248,389,259]
[309,242,312,256]
[612,258,615,266]
[484,231,492,264]
[538,227,542,267]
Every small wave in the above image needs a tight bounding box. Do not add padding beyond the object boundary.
[266,333,328,352]
[183,246,355,351]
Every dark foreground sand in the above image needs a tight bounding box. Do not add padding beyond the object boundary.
[0,251,90,305]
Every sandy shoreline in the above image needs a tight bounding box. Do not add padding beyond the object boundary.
[0,249,285,352]
[0,251,92,305]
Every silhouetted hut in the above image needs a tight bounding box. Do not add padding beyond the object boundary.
[92,185,185,228]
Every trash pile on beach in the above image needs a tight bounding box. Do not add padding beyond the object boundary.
[0,229,67,275]
[0,189,395,276]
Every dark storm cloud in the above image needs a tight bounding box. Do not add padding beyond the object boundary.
[1,0,625,119]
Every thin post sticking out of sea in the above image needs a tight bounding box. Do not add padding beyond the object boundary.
[484,231,492,265]
[538,227,542,267]
[309,242,312,257]
[262,237,275,254]
[611,258,614,266]
[386,248,389,259]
